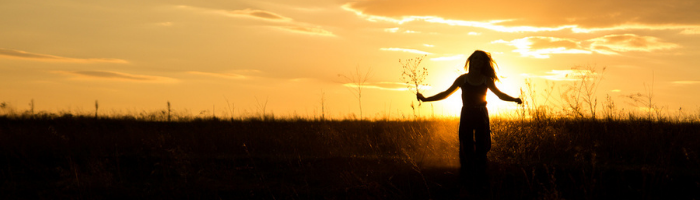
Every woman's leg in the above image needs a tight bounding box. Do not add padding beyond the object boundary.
[458,124,474,186]
[459,107,477,186]
[473,106,491,188]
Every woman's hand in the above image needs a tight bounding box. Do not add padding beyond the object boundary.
[416,93,426,102]
[514,98,523,104]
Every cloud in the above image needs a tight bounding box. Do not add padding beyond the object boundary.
[493,34,678,58]
[188,70,262,79]
[342,6,573,33]
[0,48,128,64]
[188,71,247,79]
[176,5,334,37]
[56,71,176,82]
[228,9,291,21]
[589,34,680,54]
[493,37,591,58]
[681,28,700,35]
[672,81,700,85]
[383,27,420,34]
[521,69,598,81]
[176,5,291,21]
[342,0,700,33]
[343,82,431,91]
[156,22,173,26]
[279,26,336,36]
[380,47,431,54]
[430,54,465,61]
[385,27,399,33]
[289,78,311,82]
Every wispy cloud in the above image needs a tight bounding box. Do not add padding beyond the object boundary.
[176,5,334,37]
[279,26,335,36]
[188,70,262,79]
[430,54,465,61]
[0,48,128,64]
[289,78,312,82]
[382,27,420,34]
[187,71,247,79]
[380,48,431,54]
[680,28,700,35]
[341,6,572,33]
[589,34,679,54]
[521,69,597,81]
[672,81,700,85]
[384,27,399,33]
[342,0,700,33]
[55,71,176,82]
[493,37,590,58]
[156,22,173,27]
[342,4,559,32]
[228,8,292,21]
[343,81,431,91]
[176,5,291,21]
[493,34,678,58]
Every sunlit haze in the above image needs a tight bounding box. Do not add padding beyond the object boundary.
[2,0,699,118]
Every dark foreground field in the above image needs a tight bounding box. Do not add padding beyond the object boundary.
[1,116,699,199]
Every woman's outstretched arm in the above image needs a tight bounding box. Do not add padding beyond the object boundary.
[417,75,464,102]
[485,78,522,104]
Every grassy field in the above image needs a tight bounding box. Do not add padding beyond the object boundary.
[1,113,699,199]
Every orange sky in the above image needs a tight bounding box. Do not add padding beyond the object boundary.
[1,0,699,119]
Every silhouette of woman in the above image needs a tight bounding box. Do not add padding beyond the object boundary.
[417,50,522,193]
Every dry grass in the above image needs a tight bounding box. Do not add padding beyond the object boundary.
[1,111,699,199]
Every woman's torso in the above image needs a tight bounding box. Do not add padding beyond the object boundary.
[460,73,488,106]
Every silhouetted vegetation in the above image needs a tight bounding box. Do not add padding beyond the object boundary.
[1,110,698,199]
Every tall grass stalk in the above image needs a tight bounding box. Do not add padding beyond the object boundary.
[167,101,171,122]
[29,99,34,116]
[255,96,269,120]
[339,66,372,120]
[94,100,99,119]
[320,91,326,121]
[224,96,235,120]
[560,65,606,119]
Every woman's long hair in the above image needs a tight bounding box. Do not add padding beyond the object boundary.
[465,50,499,81]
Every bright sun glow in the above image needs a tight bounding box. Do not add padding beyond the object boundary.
[424,79,523,118]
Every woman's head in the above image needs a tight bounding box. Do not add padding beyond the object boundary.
[465,50,498,81]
